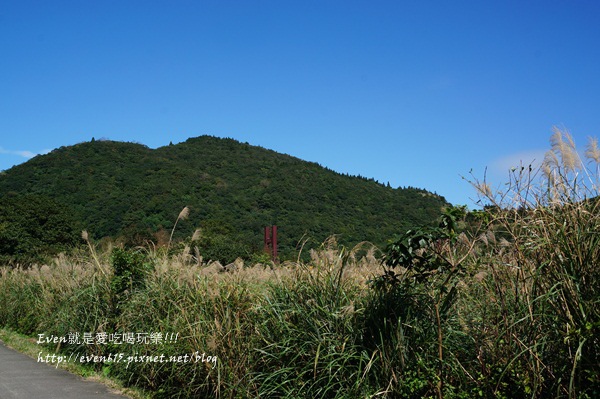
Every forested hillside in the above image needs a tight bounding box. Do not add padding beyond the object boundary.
[0,136,448,262]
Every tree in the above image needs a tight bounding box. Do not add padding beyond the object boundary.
[0,194,80,265]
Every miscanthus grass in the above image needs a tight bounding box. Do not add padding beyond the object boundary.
[467,128,600,399]
[1,129,598,398]
[0,238,385,398]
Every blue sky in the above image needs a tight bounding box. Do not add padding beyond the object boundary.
[1,1,599,206]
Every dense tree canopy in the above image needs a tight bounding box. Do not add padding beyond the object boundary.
[0,136,448,262]
[0,194,80,264]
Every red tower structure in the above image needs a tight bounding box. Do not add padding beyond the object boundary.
[264,225,278,262]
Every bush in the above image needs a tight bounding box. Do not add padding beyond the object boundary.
[110,247,154,318]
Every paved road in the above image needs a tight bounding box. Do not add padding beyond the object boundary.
[0,340,129,399]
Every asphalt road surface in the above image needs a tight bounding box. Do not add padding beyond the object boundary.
[0,340,129,399]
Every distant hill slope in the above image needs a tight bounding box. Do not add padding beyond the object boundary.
[0,136,448,260]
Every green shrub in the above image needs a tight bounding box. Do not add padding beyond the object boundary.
[110,247,154,318]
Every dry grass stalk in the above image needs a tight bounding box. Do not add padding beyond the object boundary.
[191,228,202,242]
[167,206,190,252]
[585,136,600,164]
[81,230,108,278]
[549,126,577,172]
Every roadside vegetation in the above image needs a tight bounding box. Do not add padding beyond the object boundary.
[0,128,598,398]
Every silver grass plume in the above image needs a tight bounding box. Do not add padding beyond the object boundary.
[168,206,190,252]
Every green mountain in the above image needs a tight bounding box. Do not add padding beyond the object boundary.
[0,136,448,261]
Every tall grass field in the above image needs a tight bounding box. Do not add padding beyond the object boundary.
[1,129,598,398]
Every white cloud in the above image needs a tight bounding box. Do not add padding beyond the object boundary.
[15,150,37,158]
[0,146,49,159]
